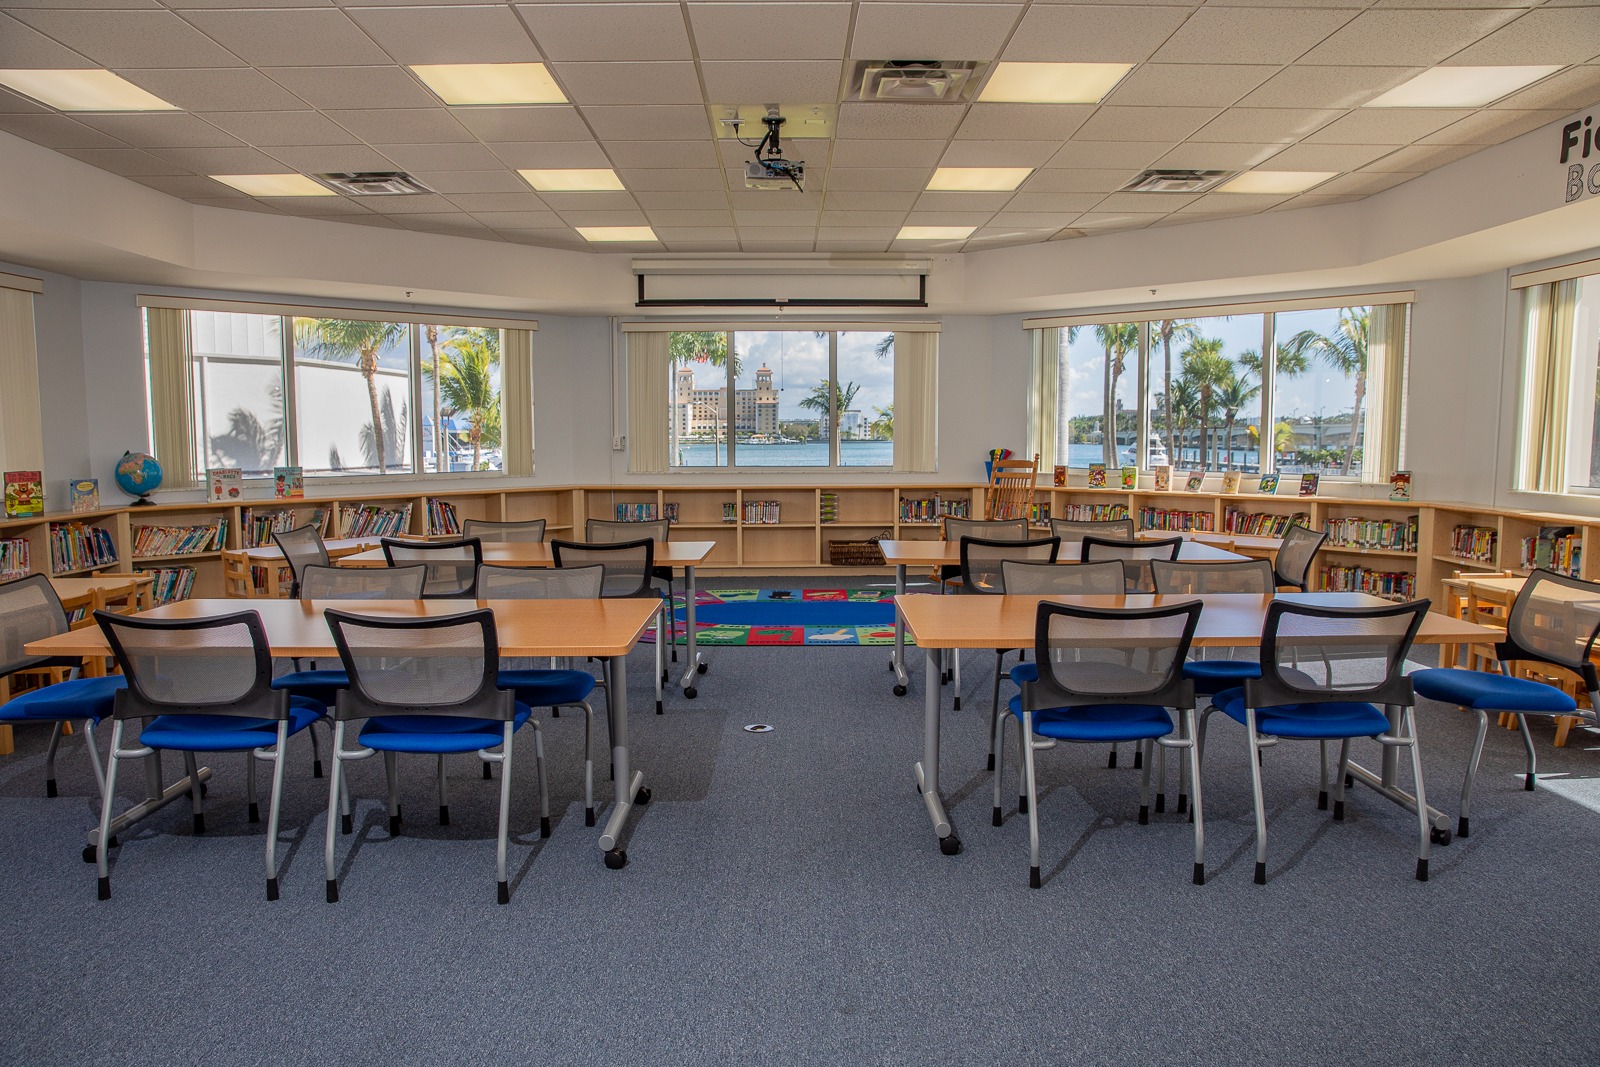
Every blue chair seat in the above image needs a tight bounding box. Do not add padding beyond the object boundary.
[496,669,596,707]
[1007,694,1173,742]
[1010,662,1037,685]
[359,705,533,754]
[1212,687,1389,739]
[0,675,125,723]
[272,668,349,706]
[1183,659,1262,694]
[1411,668,1578,714]
[139,697,326,751]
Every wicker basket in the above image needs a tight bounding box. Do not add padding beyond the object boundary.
[827,532,888,566]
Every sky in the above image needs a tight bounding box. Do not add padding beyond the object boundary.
[725,330,895,420]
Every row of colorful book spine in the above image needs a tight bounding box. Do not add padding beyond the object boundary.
[1323,515,1419,552]
[427,498,461,536]
[1520,530,1581,575]
[242,507,327,548]
[50,522,117,573]
[742,500,782,524]
[131,520,227,558]
[898,496,971,523]
[614,502,660,522]
[0,536,28,579]
[1057,502,1130,522]
[1223,509,1310,536]
[336,503,413,538]
[1318,565,1416,599]
[140,565,196,606]
[1449,524,1496,560]
[1139,507,1215,532]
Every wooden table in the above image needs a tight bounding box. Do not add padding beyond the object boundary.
[223,538,384,598]
[51,572,156,615]
[896,590,1500,855]
[25,597,660,867]
[878,535,1250,695]
[339,541,718,699]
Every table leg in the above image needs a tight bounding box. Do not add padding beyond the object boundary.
[679,564,705,696]
[599,653,646,868]
[913,645,958,854]
[892,563,909,695]
[1342,703,1451,838]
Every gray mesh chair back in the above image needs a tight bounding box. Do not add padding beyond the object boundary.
[95,610,283,720]
[271,524,330,597]
[550,539,654,599]
[943,517,1029,543]
[325,608,511,722]
[297,563,427,600]
[587,518,670,544]
[1050,517,1135,560]
[1273,524,1327,591]
[0,574,73,676]
[380,537,482,598]
[1081,535,1184,593]
[1002,559,1125,596]
[959,536,1060,594]
[1499,569,1600,691]
[1245,599,1428,709]
[1151,559,1276,595]
[1028,601,1201,711]
[478,564,604,600]
[462,518,546,544]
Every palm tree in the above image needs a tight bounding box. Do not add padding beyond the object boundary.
[1095,323,1139,464]
[671,331,740,376]
[437,330,501,472]
[799,379,861,455]
[869,404,893,440]
[1179,338,1232,468]
[1152,319,1199,466]
[1214,371,1261,470]
[296,318,407,473]
[1281,309,1371,475]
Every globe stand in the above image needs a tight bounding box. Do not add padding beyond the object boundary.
[128,495,157,506]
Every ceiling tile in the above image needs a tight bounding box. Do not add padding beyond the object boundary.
[494,227,590,249]
[442,191,547,212]
[988,210,1092,228]
[1361,143,1485,173]
[1000,193,1107,213]
[371,142,506,171]
[329,215,407,232]
[850,4,1024,62]
[1421,109,1566,147]
[345,5,541,64]
[700,61,843,104]
[326,108,474,144]
[1151,8,1361,65]
[9,9,244,68]
[687,3,851,61]
[451,106,591,142]
[1191,108,1343,144]
[582,105,709,141]
[1237,65,1422,110]
[634,189,730,208]
[724,188,821,209]
[1490,66,1600,112]
[553,62,704,106]
[820,190,920,210]
[1304,108,1473,145]
[604,140,720,168]
[815,238,892,252]
[148,145,290,172]
[74,113,243,149]
[397,216,502,239]
[622,171,727,192]
[938,140,1059,167]
[645,209,734,226]
[1094,191,1203,212]
[1448,8,1600,66]
[900,211,994,226]
[261,196,373,217]
[1260,141,1392,171]
[131,174,245,199]
[1105,65,1279,109]
[1153,142,1283,170]
[262,66,440,111]
[181,8,392,66]
[1072,106,1222,143]
[362,196,466,216]
[1312,171,1424,196]
[196,111,357,147]
[1298,9,1521,67]
[412,170,531,195]
[653,226,739,240]
[956,104,1092,142]
[547,208,650,226]
[1021,169,1138,194]
[1279,193,1366,210]
[0,12,100,68]
[913,191,1015,212]
[265,145,399,173]
[733,226,816,241]
[826,139,945,169]
[472,210,567,228]
[1003,4,1192,63]
[487,140,612,168]
[1044,141,1173,169]
[965,228,1061,250]
[121,68,309,112]
[187,198,284,216]
[0,88,49,115]
[835,103,965,140]
[826,168,934,191]
[518,3,693,62]
[0,114,128,150]
[538,190,641,211]
[741,238,817,251]
[819,209,911,227]
[1177,193,1292,214]
[58,147,189,176]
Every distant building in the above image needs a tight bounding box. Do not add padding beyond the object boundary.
[841,409,864,438]
[673,364,778,437]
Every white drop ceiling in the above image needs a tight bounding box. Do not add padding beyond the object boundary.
[0,1,1597,255]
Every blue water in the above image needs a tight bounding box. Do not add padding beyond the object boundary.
[676,440,895,467]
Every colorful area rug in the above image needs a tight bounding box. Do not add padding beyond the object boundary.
[643,588,914,647]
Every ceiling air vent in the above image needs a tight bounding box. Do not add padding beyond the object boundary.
[314,172,434,196]
[851,61,982,103]
[1121,169,1233,194]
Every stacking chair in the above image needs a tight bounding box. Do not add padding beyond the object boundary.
[937,517,1031,691]
[996,600,1204,888]
[952,534,1060,714]
[381,536,482,598]
[0,575,123,807]
[587,518,678,662]
[481,563,605,827]
[93,609,327,901]
[1200,599,1432,884]
[551,538,668,715]
[1273,523,1327,591]
[271,564,429,713]
[322,608,542,905]
[1411,569,1600,839]
[271,523,330,598]
[462,518,546,543]
[1049,517,1135,562]
[1081,534,1183,593]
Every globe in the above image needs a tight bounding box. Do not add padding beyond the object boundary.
[115,450,163,505]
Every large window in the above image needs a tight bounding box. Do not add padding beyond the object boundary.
[1273,306,1377,477]
[1516,271,1600,492]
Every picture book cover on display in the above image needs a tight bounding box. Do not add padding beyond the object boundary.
[273,466,304,500]
[70,478,99,513]
[1053,465,1066,487]
[1153,465,1173,491]
[209,468,243,503]
[3,471,42,518]
[1221,471,1242,494]
[1299,473,1320,497]
[1389,470,1412,501]
[1184,468,1208,493]
[1087,463,1107,489]
[1257,473,1280,494]
[1120,465,1138,489]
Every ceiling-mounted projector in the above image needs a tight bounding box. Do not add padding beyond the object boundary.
[732,111,804,192]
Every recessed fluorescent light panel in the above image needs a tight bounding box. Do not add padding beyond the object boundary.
[0,69,177,111]
[1363,66,1562,109]
[410,63,566,105]
[926,167,1032,192]
[897,225,975,240]
[977,62,1133,104]
[519,169,626,192]
[576,226,657,242]
[1217,171,1337,194]
[211,173,337,197]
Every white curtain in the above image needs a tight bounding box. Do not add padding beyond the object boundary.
[144,306,199,490]
[626,331,671,474]
[1518,280,1581,493]
[501,328,534,477]
[1361,304,1410,481]
[0,284,43,478]
[1026,327,1060,470]
[893,331,938,473]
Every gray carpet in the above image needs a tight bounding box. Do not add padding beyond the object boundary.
[2,577,1597,1066]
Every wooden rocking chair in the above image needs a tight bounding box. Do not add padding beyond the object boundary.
[986,453,1040,523]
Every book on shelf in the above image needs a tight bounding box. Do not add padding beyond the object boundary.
[428,497,461,535]
[140,565,197,606]
[613,502,660,523]
[722,502,737,524]
[1029,502,1051,525]
[1257,473,1280,494]
[1120,465,1138,489]
[1521,525,1579,574]
[898,494,969,523]
[1298,473,1319,497]
[1389,470,1412,502]
[1087,463,1106,489]
[0,536,29,580]
[819,492,839,525]
[1318,564,1415,600]
[664,502,679,525]
[1449,524,1497,562]
[1224,509,1311,537]
[132,519,227,557]
[1139,507,1215,532]
[1052,465,1066,487]
[1057,502,1130,522]
[1327,515,1420,552]
[273,466,304,500]
[4,470,42,518]
[50,521,117,573]
[243,507,327,548]
[1183,468,1207,493]
[208,468,243,503]
[1152,465,1172,491]
[69,478,100,513]
[335,502,412,538]
[1220,471,1242,494]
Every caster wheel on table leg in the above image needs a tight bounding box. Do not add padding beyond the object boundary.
[893,684,907,697]
[938,834,962,856]
[1430,827,1452,846]
[604,848,628,870]
[636,787,652,806]
[684,686,698,699]
[82,845,96,863]
[697,662,708,675]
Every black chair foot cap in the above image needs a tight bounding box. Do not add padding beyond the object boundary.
[266,877,279,902]
[248,802,260,823]
[991,807,1002,827]
[1254,861,1267,885]
[97,876,110,901]
[192,814,205,834]
[1017,795,1028,815]
[655,701,663,715]
[1192,863,1205,886]
[551,707,561,718]
[1525,773,1536,791]
[1028,866,1041,889]
[1333,800,1345,821]
[1415,858,1429,882]
[986,753,995,771]
[540,816,551,838]
[341,813,353,835]
[325,880,339,904]
[482,763,493,779]
[313,760,324,779]
[1458,816,1470,838]
[497,881,510,905]
[45,779,57,798]
[388,814,401,836]
[1176,795,1188,814]
[1138,805,1149,825]
[1317,790,1328,810]
[439,805,450,826]
[953,697,962,711]
[1107,751,1117,769]
[1132,751,1143,770]
[1155,795,1166,814]
[585,807,596,827]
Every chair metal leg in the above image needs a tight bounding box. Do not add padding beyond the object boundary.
[496,723,514,905]
[1405,707,1431,882]
[1184,709,1206,884]
[533,721,550,839]
[82,719,106,798]
[1021,711,1042,888]
[1516,713,1538,790]
[324,722,346,903]
[1154,737,1167,814]
[987,649,1005,771]
[991,702,1009,826]
[1317,739,1329,810]
[307,719,324,778]
[1176,709,1191,814]
[385,751,400,835]
[655,605,665,715]
[1138,739,1154,824]
[1016,713,1029,815]
[437,753,450,825]
[579,701,596,827]
[95,721,124,900]
[1459,710,1490,838]
[263,722,289,901]
[1245,712,1270,884]
[668,576,678,663]
[44,720,64,797]
[183,750,204,834]
[1107,743,1118,769]
[1333,739,1351,821]
[246,749,259,823]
